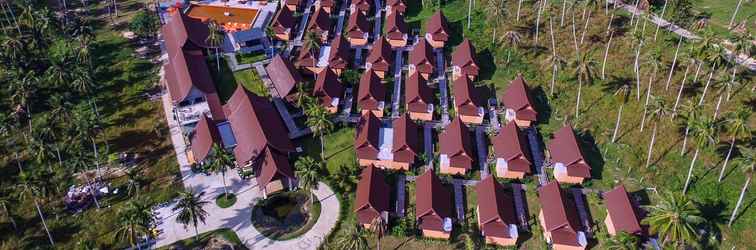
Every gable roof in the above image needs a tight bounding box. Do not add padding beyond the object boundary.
[366,37,392,69]
[162,12,217,103]
[295,44,319,68]
[492,121,532,173]
[357,69,386,110]
[266,55,303,98]
[476,176,517,237]
[190,115,221,163]
[354,165,391,224]
[162,11,210,53]
[313,67,344,104]
[346,10,370,39]
[270,6,295,34]
[538,181,582,246]
[451,39,479,76]
[351,0,373,12]
[355,112,381,150]
[385,11,408,41]
[387,0,407,13]
[416,170,452,220]
[328,35,351,69]
[409,39,434,73]
[405,72,434,113]
[547,125,591,178]
[604,185,642,234]
[307,7,331,34]
[453,76,482,116]
[256,148,294,189]
[502,75,537,121]
[392,114,422,158]
[425,11,449,41]
[439,117,475,167]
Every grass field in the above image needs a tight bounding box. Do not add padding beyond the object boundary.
[209,58,269,102]
[691,0,755,35]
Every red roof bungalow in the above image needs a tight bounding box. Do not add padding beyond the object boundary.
[266,55,304,102]
[328,35,352,75]
[604,185,642,237]
[270,7,296,41]
[346,10,371,46]
[391,114,422,171]
[366,37,393,78]
[355,165,391,229]
[439,117,475,175]
[453,76,484,124]
[355,112,381,167]
[315,0,337,14]
[416,170,453,239]
[386,0,407,15]
[357,69,386,117]
[493,121,532,179]
[405,72,434,121]
[424,11,450,49]
[547,125,591,184]
[256,148,296,197]
[451,39,480,81]
[285,0,303,11]
[538,181,588,250]
[189,115,222,164]
[384,11,409,48]
[409,38,435,80]
[350,0,373,14]
[307,7,331,43]
[295,44,323,74]
[501,74,538,127]
[476,176,519,247]
[313,67,345,113]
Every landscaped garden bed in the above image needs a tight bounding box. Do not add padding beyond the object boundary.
[251,191,322,240]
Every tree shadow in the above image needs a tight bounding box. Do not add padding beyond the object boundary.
[531,86,553,124]
[476,48,497,82]
[576,130,605,180]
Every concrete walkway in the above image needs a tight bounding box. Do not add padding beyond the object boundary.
[570,187,593,237]
[434,49,450,124]
[526,126,548,186]
[452,178,465,221]
[511,183,530,229]
[475,126,489,179]
[395,174,406,217]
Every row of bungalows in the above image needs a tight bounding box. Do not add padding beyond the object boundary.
[355,113,422,170]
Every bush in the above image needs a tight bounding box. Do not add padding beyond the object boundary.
[129,9,159,39]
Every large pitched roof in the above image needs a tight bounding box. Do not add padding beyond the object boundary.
[453,76,482,117]
[416,170,452,220]
[439,117,475,169]
[385,11,408,41]
[354,165,391,224]
[357,69,386,110]
[307,7,331,34]
[313,67,344,107]
[425,11,449,41]
[266,55,303,98]
[392,114,422,163]
[162,12,217,103]
[355,112,381,159]
[190,115,221,163]
[387,0,407,13]
[366,37,392,71]
[346,10,370,39]
[409,39,434,74]
[405,72,434,113]
[492,121,532,173]
[538,181,583,246]
[328,35,351,69]
[547,125,591,178]
[270,7,295,34]
[256,148,294,189]
[604,185,642,234]
[162,11,210,53]
[476,176,517,238]
[451,39,479,76]
[502,75,537,121]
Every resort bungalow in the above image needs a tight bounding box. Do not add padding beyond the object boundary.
[188,115,222,165]
[355,165,391,229]
[492,121,532,179]
[295,44,323,74]
[501,75,538,128]
[476,176,519,247]
[405,72,434,121]
[366,37,393,78]
[453,76,484,124]
[346,10,371,46]
[313,67,345,113]
[416,170,453,239]
[604,185,642,237]
[270,7,295,41]
[386,0,406,14]
[384,11,409,48]
[391,114,422,170]
[451,39,480,81]
[538,181,588,250]
[328,35,352,75]
[266,55,304,102]
[351,0,373,14]
[224,86,296,196]
[547,125,592,184]
[285,0,303,11]
[439,117,475,175]
[315,0,337,14]
[357,69,386,117]
[307,7,331,43]
[355,112,381,167]
[424,11,450,49]
[408,39,435,80]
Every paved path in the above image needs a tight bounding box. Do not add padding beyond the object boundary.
[371,0,383,39]
[354,47,364,68]
[434,48,450,124]
[452,178,465,221]
[526,126,548,186]
[390,49,404,118]
[511,183,530,229]
[570,188,593,237]
[334,0,348,34]
[488,98,500,130]
[395,173,406,217]
[423,123,434,171]
[475,126,489,179]
[341,87,354,116]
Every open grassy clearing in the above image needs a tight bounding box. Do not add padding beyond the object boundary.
[689,0,755,35]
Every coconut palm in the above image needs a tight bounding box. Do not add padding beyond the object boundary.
[294,156,320,208]
[114,200,153,249]
[639,46,664,131]
[683,115,721,194]
[571,50,598,119]
[0,191,18,232]
[15,169,55,246]
[644,96,671,169]
[336,224,370,250]
[601,29,615,80]
[603,77,632,143]
[604,231,639,250]
[125,167,146,197]
[485,0,507,44]
[718,107,751,182]
[369,216,387,250]
[305,104,333,160]
[499,29,522,64]
[653,0,670,40]
[172,189,209,241]
[672,61,693,114]
[333,164,359,193]
[206,144,235,197]
[293,83,314,108]
[303,31,321,50]
[676,100,698,155]
[728,146,754,227]
[665,36,685,91]
[542,53,566,96]
[533,0,548,45]
[727,0,748,28]
[579,0,598,45]
[206,21,224,72]
[643,192,703,248]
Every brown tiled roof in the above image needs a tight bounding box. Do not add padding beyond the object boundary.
[451,39,479,76]
[328,35,352,69]
[295,44,319,68]
[476,176,517,238]
[409,39,434,74]
[387,0,407,13]
[492,121,532,173]
[256,148,294,190]
[357,69,386,111]
[317,0,336,8]
[224,86,294,165]
[425,11,449,42]
[346,10,370,39]
[538,181,583,247]
[351,0,373,13]
[439,117,475,170]
[307,7,331,35]
[271,7,295,35]
[354,165,391,224]
[355,112,381,160]
[266,55,303,99]
[162,12,217,102]
[453,76,482,117]
[366,37,393,72]
[547,125,591,178]
[385,12,408,41]
[604,185,642,235]
[405,72,434,113]
[190,115,221,163]
[285,0,303,7]
[392,114,421,164]
[162,11,210,53]
[416,170,452,231]
[313,67,345,108]
[502,75,537,121]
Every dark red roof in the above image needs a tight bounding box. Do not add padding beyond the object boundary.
[538,181,583,247]
[439,117,475,170]
[351,0,373,13]
[604,185,642,235]
[416,170,452,231]
[271,7,295,35]
[328,35,351,69]
[451,39,479,76]
[346,10,370,39]
[313,67,345,108]
[409,39,434,74]
[318,0,336,8]
[476,176,518,238]
[355,112,381,160]
[256,148,294,189]
[392,114,422,163]
[162,11,210,53]
[295,44,319,68]
[405,72,434,113]
[307,7,331,35]
[366,37,393,72]
[453,76,482,117]
[354,165,391,224]
[547,125,591,178]
[502,75,537,121]
[285,0,302,6]
[425,11,449,42]
[385,11,408,41]
[357,69,386,111]
[387,0,407,13]
[190,115,221,163]
[492,121,532,173]
[224,86,294,165]
[162,12,214,101]
[266,55,303,98]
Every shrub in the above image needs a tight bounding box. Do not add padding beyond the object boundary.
[129,9,159,39]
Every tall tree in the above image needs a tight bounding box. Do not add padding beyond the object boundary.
[542,53,566,96]
[644,96,671,169]
[727,0,746,28]
[728,146,754,227]
[718,107,751,182]
[172,189,209,241]
[639,46,663,131]
[485,0,507,44]
[114,200,153,249]
[643,192,703,248]
[653,0,669,41]
[206,144,235,197]
[499,29,522,64]
[369,216,387,250]
[294,156,320,208]
[683,115,720,194]
[305,104,333,161]
[336,224,370,250]
[603,77,632,143]
[303,31,321,51]
[125,167,146,197]
[571,50,598,119]
[206,21,224,72]
[16,169,55,246]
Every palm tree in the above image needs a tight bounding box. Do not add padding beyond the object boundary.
[672,62,693,114]
[604,231,639,250]
[305,104,333,160]
[369,216,387,250]
[125,167,146,197]
[643,192,703,248]
[571,50,598,119]
[579,0,598,45]
[601,29,615,80]
[16,169,54,246]
[293,83,314,108]
[499,29,521,64]
[206,144,235,197]
[294,156,320,208]
[114,200,153,249]
[206,21,224,72]
[303,31,321,50]
[639,46,663,131]
[653,0,669,41]
[542,53,566,96]
[515,0,523,23]
[676,100,698,155]
[698,45,728,106]
[172,189,209,241]
[728,146,754,227]
[718,107,751,182]
[485,0,507,44]
[333,164,359,193]
[665,36,684,91]
[604,77,632,143]
[0,192,18,233]
[727,0,747,28]
[644,96,671,169]
[336,224,370,250]
[533,0,548,45]
[683,115,720,194]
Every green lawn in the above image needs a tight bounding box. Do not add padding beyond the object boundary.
[298,126,357,175]
[209,58,268,102]
[236,51,268,64]
[157,228,247,250]
[690,0,755,35]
